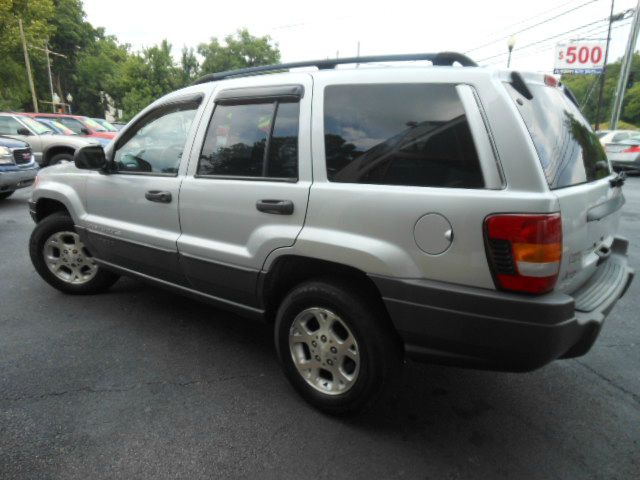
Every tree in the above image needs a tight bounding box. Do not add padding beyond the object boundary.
[180,46,199,85]
[198,28,280,75]
[0,0,56,110]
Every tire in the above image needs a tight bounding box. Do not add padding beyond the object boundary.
[29,212,119,294]
[0,191,14,200]
[275,278,400,415]
[48,152,74,166]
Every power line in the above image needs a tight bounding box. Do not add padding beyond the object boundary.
[483,19,632,65]
[476,17,609,62]
[465,0,603,54]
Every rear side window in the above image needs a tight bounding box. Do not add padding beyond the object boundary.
[197,101,299,179]
[505,82,609,189]
[323,84,484,188]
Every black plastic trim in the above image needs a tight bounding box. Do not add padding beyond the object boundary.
[215,85,304,104]
[192,52,477,84]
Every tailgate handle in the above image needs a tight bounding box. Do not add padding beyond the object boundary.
[587,195,625,222]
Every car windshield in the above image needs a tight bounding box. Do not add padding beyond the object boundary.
[19,116,53,134]
[49,120,76,135]
[94,118,118,132]
[82,117,107,132]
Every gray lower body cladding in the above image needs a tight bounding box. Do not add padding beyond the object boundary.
[370,237,634,372]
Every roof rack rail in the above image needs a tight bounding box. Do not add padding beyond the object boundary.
[192,51,477,85]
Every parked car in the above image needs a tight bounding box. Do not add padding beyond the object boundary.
[0,113,98,167]
[34,117,77,136]
[605,138,640,173]
[0,135,38,200]
[597,129,640,146]
[91,118,119,132]
[21,113,117,142]
[27,53,634,414]
[111,122,127,131]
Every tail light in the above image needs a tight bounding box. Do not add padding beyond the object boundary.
[623,145,640,153]
[484,214,562,294]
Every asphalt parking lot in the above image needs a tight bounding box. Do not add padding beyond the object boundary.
[1,181,639,480]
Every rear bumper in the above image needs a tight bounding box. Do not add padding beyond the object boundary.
[0,163,38,191]
[370,237,634,372]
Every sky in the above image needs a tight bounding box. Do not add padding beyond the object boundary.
[82,0,639,72]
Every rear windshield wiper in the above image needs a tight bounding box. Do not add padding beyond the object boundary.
[610,170,626,188]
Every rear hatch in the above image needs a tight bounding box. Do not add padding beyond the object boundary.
[504,76,624,294]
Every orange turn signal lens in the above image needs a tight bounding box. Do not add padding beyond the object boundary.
[512,242,562,263]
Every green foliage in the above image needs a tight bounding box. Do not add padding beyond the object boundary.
[562,53,640,128]
[198,28,280,74]
[0,1,281,120]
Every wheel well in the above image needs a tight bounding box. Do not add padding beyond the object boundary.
[44,146,75,166]
[34,198,70,222]
[261,255,403,351]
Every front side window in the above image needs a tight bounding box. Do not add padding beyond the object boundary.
[0,116,25,135]
[197,100,299,179]
[324,84,484,188]
[113,106,198,174]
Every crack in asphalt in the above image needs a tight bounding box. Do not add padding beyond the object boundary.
[573,359,640,405]
[0,373,258,403]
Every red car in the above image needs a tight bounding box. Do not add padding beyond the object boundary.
[21,113,116,140]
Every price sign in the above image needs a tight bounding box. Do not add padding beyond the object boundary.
[554,42,605,74]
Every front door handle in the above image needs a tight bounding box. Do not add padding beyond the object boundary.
[145,190,172,203]
[256,199,294,215]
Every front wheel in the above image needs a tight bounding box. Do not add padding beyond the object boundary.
[275,279,400,414]
[29,212,119,294]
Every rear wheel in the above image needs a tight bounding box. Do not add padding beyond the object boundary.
[29,212,119,294]
[275,279,399,414]
[0,191,14,200]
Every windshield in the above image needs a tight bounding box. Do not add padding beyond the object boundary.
[19,116,53,135]
[49,120,76,135]
[94,118,117,132]
[82,117,107,132]
[505,81,610,189]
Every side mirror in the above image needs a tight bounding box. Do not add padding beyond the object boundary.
[74,145,107,170]
[80,127,91,135]
[17,127,31,136]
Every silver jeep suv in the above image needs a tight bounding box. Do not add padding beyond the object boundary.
[28,53,634,413]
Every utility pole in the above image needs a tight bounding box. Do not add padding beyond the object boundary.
[29,43,67,114]
[45,42,55,112]
[610,0,640,129]
[18,19,38,112]
[595,0,616,131]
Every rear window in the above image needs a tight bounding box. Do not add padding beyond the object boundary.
[505,81,609,189]
[324,84,484,188]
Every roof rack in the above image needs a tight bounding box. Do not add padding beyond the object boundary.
[192,51,477,85]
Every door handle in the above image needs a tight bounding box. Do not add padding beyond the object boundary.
[145,190,172,203]
[256,199,294,215]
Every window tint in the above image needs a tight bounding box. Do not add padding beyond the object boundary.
[113,106,197,174]
[52,117,84,134]
[324,84,484,188]
[197,101,299,179]
[267,102,299,178]
[504,82,609,189]
[612,132,629,142]
[0,116,24,135]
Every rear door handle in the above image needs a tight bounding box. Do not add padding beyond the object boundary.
[145,190,172,203]
[256,199,294,215]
